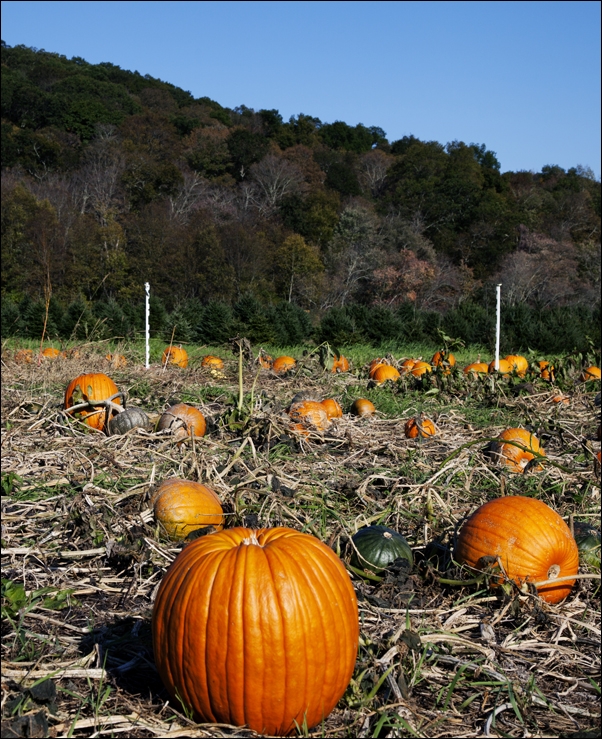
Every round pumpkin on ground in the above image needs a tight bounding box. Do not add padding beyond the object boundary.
[108,407,150,435]
[455,496,579,604]
[431,351,455,374]
[538,360,555,382]
[400,358,417,374]
[332,354,350,373]
[288,400,331,431]
[151,478,224,540]
[41,347,61,360]
[14,349,34,364]
[64,373,122,432]
[162,345,188,368]
[404,416,436,439]
[321,398,343,419]
[152,526,359,736]
[201,355,224,370]
[106,353,127,369]
[489,428,545,473]
[488,358,513,374]
[505,355,529,377]
[157,404,206,438]
[350,398,375,417]
[464,362,489,376]
[350,525,413,576]
[272,355,297,375]
[411,361,432,378]
[372,364,400,384]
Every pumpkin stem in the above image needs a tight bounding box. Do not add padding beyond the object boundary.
[547,564,561,580]
[241,532,261,546]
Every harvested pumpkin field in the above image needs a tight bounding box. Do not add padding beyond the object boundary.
[1,344,600,738]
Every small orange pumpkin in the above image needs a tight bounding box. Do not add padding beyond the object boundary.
[321,398,343,419]
[369,358,385,375]
[157,404,206,439]
[152,527,359,736]
[64,372,122,431]
[455,496,579,604]
[488,358,513,374]
[404,416,436,439]
[538,361,555,382]
[332,354,350,373]
[580,366,601,382]
[552,394,569,405]
[505,355,529,377]
[258,351,273,369]
[151,478,224,540]
[350,398,375,417]
[372,364,400,384]
[106,352,127,368]
[272,355,297,375]
[489,428,545,473]
[162,345,188,368]
[464,362,489,376]
[201,355,224,370]
[400,358,417,374]
[288,400,331,432]
[14,349,34,364]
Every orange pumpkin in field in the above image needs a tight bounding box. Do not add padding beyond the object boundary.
[15,349,34,364]
[464,362,489,376]
[162,345,188,368]
[455,496,579,604]
[538,361,555,382]
[431,351,455,374]
[201,355,224,370]
[151,478,224,540]
[332,354,350,373]
[369,358,385,376]
[411,361,432,378]
[404,416,436,438]
[580,366,601,382]
[371,364,400,384]
[272,356,297,375]
[41,347,61,360]
[489,428,545,473]
[152,526,359,736]
[288,400,331,432]
[488,358,513,374]
[321,398,343,419]
[157,404,206,439]
[350,398,375,417]
[400,358,417,374]
[505,355,529,377]
[64,372,122,432]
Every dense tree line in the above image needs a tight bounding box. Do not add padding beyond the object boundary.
[2,41,600,348]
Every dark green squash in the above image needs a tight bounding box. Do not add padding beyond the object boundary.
[350,525,413,576]
[573,521,601,570]
[108,407,150,435]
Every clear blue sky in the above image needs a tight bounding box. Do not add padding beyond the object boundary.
[2,0,600,177]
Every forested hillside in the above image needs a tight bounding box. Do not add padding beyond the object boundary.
[2,42,600,350]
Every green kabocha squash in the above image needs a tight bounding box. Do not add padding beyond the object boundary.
[350,525,413,576]
[108,407,150,435]
[573,521,601,570]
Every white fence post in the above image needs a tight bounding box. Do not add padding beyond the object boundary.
[495,284,502,370]
[145,282,150,370]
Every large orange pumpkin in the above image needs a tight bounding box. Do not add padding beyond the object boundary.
[288,400,331,431]
[404,416,436,438]
[64,373,122,431]
[151,478,224,540]
[455,496,579,604]
[489,428,545,473]
[162,345,188,368]
[152,527,359,736]
[272,356,297,375]
[157,404,206,438]
[411,361,432,378]
[488,358,513,374]
[372,364,400,384]
[581,366,601,382]
[400,358,417,374]
[505,355,529,377]
[463,362,489,376]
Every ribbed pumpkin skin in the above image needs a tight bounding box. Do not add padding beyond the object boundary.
[272,356,297,374]
[162,346,188,368]
[411,361,432,378]
[431,351,455,374]
[151,478,224,539]
[581,365,601,381]
[455,496,579,604]
[321,398,343,419]
[332,355,350,373]
[157,404,206,437]
[108,407,150,435]
[464,362,489,375]
[538,361,555,381]
[64,373,121,431]
[372,365,400,384]
[350,398,375,417]
[350,525,413,575]
[488,359,513,374]
[152,527,359,736]
[41,347,61,359]
[490,428,545,473]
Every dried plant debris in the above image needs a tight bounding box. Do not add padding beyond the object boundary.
[1,349,600,738]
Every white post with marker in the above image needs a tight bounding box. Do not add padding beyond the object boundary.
[495,283,502,371]
[145,282,150,370]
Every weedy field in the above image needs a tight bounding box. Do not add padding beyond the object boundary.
[1,340,600,738]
